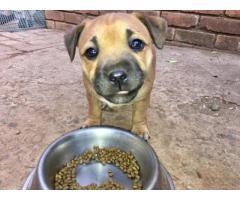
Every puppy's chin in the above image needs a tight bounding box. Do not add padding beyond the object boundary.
[100,88,140,104]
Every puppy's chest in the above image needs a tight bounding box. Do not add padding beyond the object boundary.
[101,102,132,130]
[101,102,130,112]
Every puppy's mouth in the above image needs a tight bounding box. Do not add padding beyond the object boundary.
[101,85,142,104]
[117,91,129,95]
[111,87,139,97]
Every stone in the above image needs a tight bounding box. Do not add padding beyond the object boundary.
[210,103,220,111]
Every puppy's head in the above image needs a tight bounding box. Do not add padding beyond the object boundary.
[64,13,167,104]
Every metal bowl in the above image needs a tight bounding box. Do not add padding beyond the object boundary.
[23,126,174,190]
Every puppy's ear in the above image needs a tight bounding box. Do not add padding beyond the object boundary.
[64,21,86,62]
[134,13,168,49]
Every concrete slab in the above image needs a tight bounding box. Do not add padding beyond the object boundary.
[0,29,239,189]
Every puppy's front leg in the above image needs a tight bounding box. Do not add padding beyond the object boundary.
[82,76,102,128]
[131,96,150,140]
[82,90,102,128]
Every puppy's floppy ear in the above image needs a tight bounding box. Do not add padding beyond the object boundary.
[134,13,168,49]
[64,21,86,62]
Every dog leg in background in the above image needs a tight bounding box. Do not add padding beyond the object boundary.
[131,97,150,140]
[82,76,102,128]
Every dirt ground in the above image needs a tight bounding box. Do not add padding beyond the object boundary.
[0,29,239,189]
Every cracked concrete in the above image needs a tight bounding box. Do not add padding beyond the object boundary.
[0,29,240,189]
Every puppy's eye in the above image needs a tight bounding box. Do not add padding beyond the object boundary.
[129,39,145,52]
[85,47,98,59]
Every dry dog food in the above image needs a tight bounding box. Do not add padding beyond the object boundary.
[54,146,142,190]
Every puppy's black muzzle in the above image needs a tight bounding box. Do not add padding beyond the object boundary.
[94,55,144,104]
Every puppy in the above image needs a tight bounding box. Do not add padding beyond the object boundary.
[64,12,167,140]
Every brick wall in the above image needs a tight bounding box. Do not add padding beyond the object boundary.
[45,10,240,52]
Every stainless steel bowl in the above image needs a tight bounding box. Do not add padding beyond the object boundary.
[23,126,174,190]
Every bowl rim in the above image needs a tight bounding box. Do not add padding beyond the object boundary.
[36,125,173,189]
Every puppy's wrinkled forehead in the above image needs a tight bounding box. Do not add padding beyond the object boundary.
[78,13,151,54]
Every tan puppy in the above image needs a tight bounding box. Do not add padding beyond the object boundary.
[64,13,167,140]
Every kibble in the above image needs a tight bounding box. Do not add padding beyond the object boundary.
[54,146,142,190]
[108,169,113,177]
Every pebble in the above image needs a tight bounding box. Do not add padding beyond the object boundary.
[196,170,202,179]
[1,95,8,99]
[210,103,220,111]
[15,130,21,135]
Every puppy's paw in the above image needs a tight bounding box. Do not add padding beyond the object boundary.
[81,118,101,128]
[131,123,151,141]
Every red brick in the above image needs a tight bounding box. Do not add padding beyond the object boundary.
[174,29,215,48]
[200,16,240,35]
[225,10,240,18]
[190,10,224,16]
[45,20,55,29]
[215,35,240,51]
[74,10,99,15]
[45,11,64,21]
[55,21,76,31]
[62,10,74,12]
[167,27,175,40]
[134,11,160,16]
[161,12,199,28]
[64,13,85,24]
[99,10,127,15]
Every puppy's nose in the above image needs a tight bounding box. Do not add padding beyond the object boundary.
[109,70,127,85]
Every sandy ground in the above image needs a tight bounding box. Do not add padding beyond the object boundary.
[0,29,239,189]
